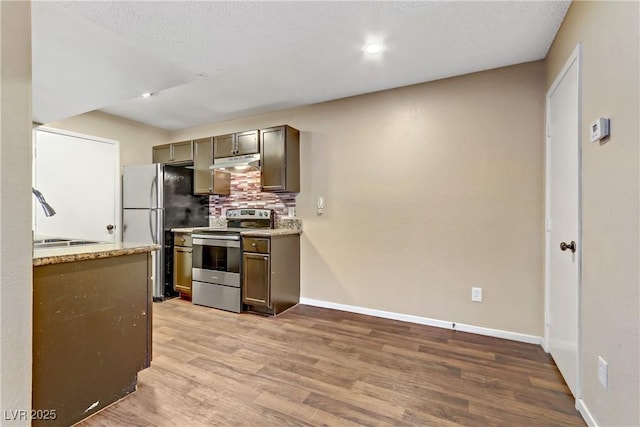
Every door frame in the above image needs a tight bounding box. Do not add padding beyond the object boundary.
[544,43,582,397]
[33,126,121,241]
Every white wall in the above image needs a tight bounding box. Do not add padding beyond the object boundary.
[546,2,639,426]
[0,2,33,425]
[46,110,170,172]
[171,61,547,338]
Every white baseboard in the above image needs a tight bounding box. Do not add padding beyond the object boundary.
[299,297,542,345]
[576,399,598,427]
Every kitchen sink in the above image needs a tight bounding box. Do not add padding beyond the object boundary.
[68,240,101,246]
[33,239,103,248]
[33,238,70,244]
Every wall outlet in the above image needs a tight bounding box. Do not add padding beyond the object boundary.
[471,287,482,302]
[598,356,608,390]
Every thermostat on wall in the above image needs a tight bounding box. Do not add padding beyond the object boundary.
[590,117,610,142]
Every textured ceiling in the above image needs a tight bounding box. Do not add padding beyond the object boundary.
[32,1,570,130]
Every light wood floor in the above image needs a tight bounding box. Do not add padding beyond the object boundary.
[79,299,585,426]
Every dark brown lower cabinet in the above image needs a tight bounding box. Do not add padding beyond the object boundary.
[243,252,270,306]
[32,252,152,427]
[173,246,193,297]
[173,232,193,298]
[242,234,300,315]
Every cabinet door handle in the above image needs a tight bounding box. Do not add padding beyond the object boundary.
[252,243,257,247]
[264,257,268,260]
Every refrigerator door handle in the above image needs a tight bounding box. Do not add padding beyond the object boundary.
[149,209,156,244]
[156,210,163,244]
[150,173,158,209]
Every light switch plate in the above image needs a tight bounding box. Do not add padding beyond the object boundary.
[471,287,482,302]
[316,196,325,215]
[590,117,610,142]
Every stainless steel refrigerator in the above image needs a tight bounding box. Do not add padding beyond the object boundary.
[122,164,208,300]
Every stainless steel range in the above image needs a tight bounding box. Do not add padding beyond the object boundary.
[191,208,274,312]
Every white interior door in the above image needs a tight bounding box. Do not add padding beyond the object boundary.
[33,127,120,243]
[545,45,581,397]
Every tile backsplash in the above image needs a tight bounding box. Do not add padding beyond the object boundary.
[208,170,297,219]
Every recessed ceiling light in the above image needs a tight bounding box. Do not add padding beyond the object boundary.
[362,43,385,55]
[141,92,154,98]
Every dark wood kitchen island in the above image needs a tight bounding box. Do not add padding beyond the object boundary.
[32,242,158,427]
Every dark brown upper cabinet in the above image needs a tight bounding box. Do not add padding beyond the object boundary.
[213,134,235,158]
[152,140,193,165]
[236,130,259,155]
[193,137,230,195]
[260,125,300,192]
[214,130,259,158]
[152,144,171,164]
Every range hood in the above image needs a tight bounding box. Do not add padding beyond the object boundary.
[209,153,260,172]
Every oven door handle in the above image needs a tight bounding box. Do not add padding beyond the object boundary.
[192,236,241,247]
[192,234,240,241]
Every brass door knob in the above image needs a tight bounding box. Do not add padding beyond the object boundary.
[560,241,577,253]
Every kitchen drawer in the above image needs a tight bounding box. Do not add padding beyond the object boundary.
[174,232,192,247]
[192,281,241,313]
[243,237,270,253]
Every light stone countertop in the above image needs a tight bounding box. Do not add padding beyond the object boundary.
[33,242,160,267]
[240,228,302,237]
[172,217,302,235]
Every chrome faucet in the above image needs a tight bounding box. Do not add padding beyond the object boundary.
[32,187,56,217]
